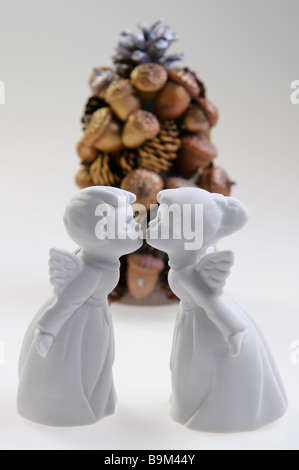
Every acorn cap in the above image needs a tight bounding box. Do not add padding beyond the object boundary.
[105,78,135,102]
[129,110,160,138]
[131,63,168,92]
[168,68,200,98]
[121,169,163,210]
[84,108,112,145]
[89,67,116,98]
[197,98,219,127]
[122,110,160,148]
[181,105,210,134]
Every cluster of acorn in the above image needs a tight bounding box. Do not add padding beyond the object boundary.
[75,27,235,302]
[77,63,233,204]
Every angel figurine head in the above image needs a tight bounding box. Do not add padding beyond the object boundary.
[64,186,143,260]
[147,188,249,262]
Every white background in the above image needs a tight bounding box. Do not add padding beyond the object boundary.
[0,0,298,450]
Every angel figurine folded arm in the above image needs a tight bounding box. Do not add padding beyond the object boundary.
[147,188,288,433]
[34,249,102,358]
[17,187,142,427]
[177,250,247,357]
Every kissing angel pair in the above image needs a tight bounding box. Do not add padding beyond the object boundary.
[17,186,287,432]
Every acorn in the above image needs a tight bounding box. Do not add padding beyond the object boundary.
[198,166,235,196]
[77,137,99,163]
[130,63,168,100]
[75,166,94,189]
[181,105,210,134]
[155,81,190,120]
[105,78,141,121]
[122,110,160,149]
[165,176,198,190]
[176,134,217,178]
[85,108,123,153]
[197,98,219,127]
[127,253,165,300]
[155,68,200,120]
[168,68,200,98]
[121,169,163,210]
[89,67,117,99]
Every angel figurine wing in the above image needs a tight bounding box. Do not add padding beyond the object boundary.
[49,248,83,296]
[195,250,235,296]
[35,249,83,358]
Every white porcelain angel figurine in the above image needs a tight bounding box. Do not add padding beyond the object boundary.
[147,188,288,433]
[17,187,142,427]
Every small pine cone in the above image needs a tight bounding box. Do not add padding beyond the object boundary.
[116,150,137,176]
[81,96,106,130]
[113,20,184,79]
[138,120,181,174]
[90,153,121,187]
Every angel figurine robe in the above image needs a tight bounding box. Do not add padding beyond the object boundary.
[17,187,142,427]
[147,188,288,433]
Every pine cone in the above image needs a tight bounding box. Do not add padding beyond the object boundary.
[90,153,121,187]
[89,150,137,187]
[117,150,137,176]
[113,20,184,78]
[81,96,106,130]
[138,120,181,174]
